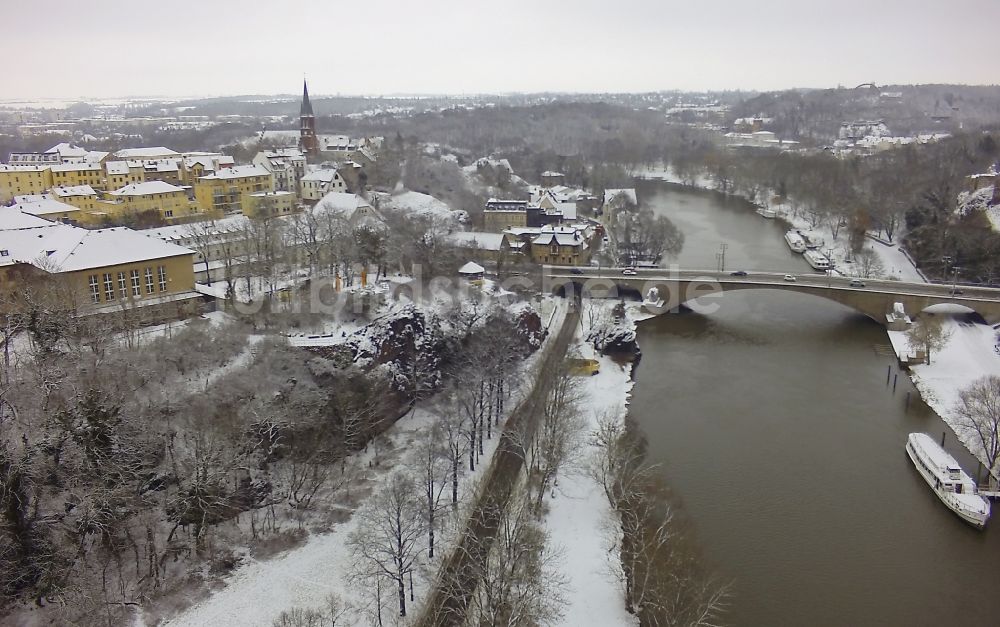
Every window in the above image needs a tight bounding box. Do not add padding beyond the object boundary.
[88,274,100,303]
[130,269,141,296]
[103,273,115,301]
[145,267,155,294]
[164,210,173,217]
[118,271,128,299]
[157,265,167,291]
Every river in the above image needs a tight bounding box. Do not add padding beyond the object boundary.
[629,181,1000,626]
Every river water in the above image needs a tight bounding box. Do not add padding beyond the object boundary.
[629,181,1000,626]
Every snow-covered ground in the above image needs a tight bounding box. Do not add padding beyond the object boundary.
[889,316,1000,478]
[147,298,571,627]
[381,190,466,224]
[540,302,638,627]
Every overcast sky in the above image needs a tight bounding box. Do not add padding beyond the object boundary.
[7,0,998,100]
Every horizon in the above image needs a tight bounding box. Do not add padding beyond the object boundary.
[7,0,998,102]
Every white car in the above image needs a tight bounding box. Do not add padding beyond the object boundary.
[783,274,796,282]
[622,268,638,276]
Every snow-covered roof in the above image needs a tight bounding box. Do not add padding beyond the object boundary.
[301,168,341,183]
[0,164,50,172]
[45,142,87,158]
[109,181,186,196]
[13,193,55,204]
[533,228,585,247]
[183,154,234,171]
[50,162,102,172]
[114,146,180,159]
[0,223,193,272]
[14,199,79,217]
[0,207,54,230]
[541,171,564,177]
[197,164,270,180]
[458,261,485,275]
[446,231,505,251]
[50,185,98,198]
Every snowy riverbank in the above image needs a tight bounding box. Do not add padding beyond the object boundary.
[889,316,1000,479]
[633,162,925,283]
[539,301,639,627]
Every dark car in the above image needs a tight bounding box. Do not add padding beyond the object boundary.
[570,268,584,275]
[950,288,964,295]
[730,270,748,276]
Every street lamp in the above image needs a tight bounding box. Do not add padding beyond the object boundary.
[951,266,962,296]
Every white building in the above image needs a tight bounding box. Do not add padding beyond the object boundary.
[300,168,347,202]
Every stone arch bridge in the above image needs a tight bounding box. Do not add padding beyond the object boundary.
[543,267,1000,326]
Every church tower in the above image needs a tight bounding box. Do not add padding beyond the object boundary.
[299,79,318,157]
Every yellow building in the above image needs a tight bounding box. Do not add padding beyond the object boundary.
[0,165,54,202]
[105,181,202,222]
[530,226,590,265]
[50,185,102,212]
[483,199,530,232]
[247,190,297,216]
[50,162,105,190]
[194,165,274,215]
[105,161,146,190]
[0,222,198,316]
[11,198,81,224]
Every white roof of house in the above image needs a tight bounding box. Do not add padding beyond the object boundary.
[458,261,485,275]
[13,193,55,204]
[0,207,55,230]
[250,190,295,198]
[105,161,132,175]
[109,181,186,196]
[0,164,50,172]
[301,169,341,183]
[14,199,79,217]
[0,224,192,272]
[45,142,88,158]
[316,192,372,217]
[114,147,180,159]
[50,162,102,172]
[446,231,505,251]
[541,171,564,177]
[198,164,270,180]
[532,226,587,247]
[183,154,234,170]
[50,185,98,197]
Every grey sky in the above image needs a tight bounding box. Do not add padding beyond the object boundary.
[7,0,998,99]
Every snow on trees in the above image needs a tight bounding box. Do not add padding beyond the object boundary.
[954,375,1000,481]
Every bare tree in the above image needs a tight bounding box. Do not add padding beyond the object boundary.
[347,470,425,617]
[530,366,584,514]
[410,422,451,558]
[855,248,886,279]
[955,375,1000,481]
[906,316,952,364]
[461,489,567,627]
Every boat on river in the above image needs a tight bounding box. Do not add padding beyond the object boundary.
[784,230,806,253]
[803,249,831,271]
[905,433,990,529]
[756,206,777,218]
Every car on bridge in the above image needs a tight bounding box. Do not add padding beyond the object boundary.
[571,268,584,275]
[730,270,748,276]
[849,279,866,287]
[784,274,796,282]
[622,268,638,276]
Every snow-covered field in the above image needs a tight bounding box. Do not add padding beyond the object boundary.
[890,317,1000,477]
[540,306,638,627]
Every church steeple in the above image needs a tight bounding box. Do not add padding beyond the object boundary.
[299,78,318,157]
[300,79,314,117]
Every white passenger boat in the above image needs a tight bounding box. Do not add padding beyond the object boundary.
[803,249,831,271]
[784,230,806,253]
[905,433,990,529]
[756,206,777,218]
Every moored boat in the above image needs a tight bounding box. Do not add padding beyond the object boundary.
[803,249,831,271]
[784,230,806,253]
[756,206,777,218]
[905,433,990,529]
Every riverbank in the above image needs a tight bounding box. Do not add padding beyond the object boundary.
[539,304,638,627]
[633,162,924,282]
[889,316,1000,481]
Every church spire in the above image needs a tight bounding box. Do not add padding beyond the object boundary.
[300,79,314,117]
[299,78,318,157]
